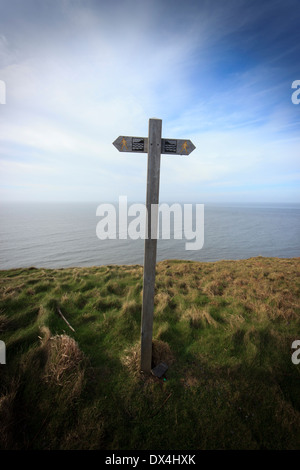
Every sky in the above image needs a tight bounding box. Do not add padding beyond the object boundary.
[0,0,300,203]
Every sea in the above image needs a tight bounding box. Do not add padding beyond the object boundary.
[0,202,299,270]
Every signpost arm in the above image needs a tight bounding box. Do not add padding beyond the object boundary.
[140,118,162,372]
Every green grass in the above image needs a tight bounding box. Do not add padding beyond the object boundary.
[0,257,300,450]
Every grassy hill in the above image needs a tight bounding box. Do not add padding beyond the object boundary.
[0,257,299,450]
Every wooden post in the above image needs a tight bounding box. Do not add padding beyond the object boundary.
[113,119,195,374]
[140,118,162,372]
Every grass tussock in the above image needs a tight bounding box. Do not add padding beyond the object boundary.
[42,333,86,395]
[182,306,218,329]
[0,256,299,450]
[121,339,175,381]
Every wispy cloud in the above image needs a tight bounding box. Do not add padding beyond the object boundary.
[0,0,299,202]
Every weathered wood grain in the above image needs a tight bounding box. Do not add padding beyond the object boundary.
[140,118,162,373]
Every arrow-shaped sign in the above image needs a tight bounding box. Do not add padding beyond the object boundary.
[113,136,148,153]
[113,136,195,155]
[161,138,195,155]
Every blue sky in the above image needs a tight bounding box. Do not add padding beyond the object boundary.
[0,0,299,203]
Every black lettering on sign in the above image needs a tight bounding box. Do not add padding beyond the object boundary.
[132,138,144,151]
[163,139,177,153]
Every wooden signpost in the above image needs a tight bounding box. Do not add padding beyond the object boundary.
[113,118,195,373]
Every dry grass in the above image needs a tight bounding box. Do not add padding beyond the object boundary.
[0,326,88,449]
[42,334,86,397]
[154,291,171,314]
[155,258,300,328]
[121,341,141,377]
[121,299,140,315]
[203,280,225,296]
[0,257,299,450]
[152,339,175,366]
[182,305,217,329]
[121,339,175,380]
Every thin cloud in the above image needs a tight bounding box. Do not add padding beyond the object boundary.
[0,0,299,202]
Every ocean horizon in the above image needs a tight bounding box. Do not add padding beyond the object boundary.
[0,201,299,270]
